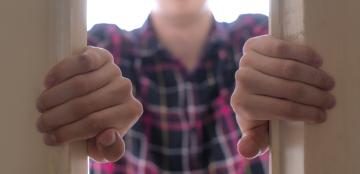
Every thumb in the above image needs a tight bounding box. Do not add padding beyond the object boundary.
[96,129,125,162]
[237,122,269,159]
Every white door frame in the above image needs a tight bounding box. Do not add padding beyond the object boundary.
[270,0,360,173]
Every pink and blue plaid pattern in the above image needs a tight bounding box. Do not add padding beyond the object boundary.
[88,14,269,174]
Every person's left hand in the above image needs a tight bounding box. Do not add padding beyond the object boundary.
[230,36,336,158]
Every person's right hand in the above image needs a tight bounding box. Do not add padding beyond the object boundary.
[230,35,336,159]
[36,46,143,162]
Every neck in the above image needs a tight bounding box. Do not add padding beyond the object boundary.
[151,7,211,29]
[151,9,213,71]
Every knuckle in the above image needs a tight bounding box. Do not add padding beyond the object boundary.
[231,91,250,114]
[79,52,97,71]
[111,63,122,76]
[234,69,242,82]
[235,68,253,91]
[239,53,251,67]
[134,100,144,117]
[235,68,249,83]
[78,53,93,69]
[238,110,254,121]
[272,41,288,55]
[128,99,144,119]
[233,100,256,121]
[115,78,133,94]
[243,37,257,52]
[108,78,133,104]
[122,78,133,92]
[282,61,301,79]
[231,91,245,109]
[230,93,238,110]
[99,48,114,62]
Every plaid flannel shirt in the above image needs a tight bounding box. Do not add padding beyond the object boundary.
[88,13,269,174]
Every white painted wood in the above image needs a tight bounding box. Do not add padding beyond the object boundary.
[0,0,88,173]
[270,0,360,173]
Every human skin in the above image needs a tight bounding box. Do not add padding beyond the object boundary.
[36,47,143,162]
[36,0,335,162]
[151,0,212,71]
[154,0,336,159]
[231,36,336,158]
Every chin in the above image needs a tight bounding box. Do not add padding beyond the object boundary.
[156,0,207,16]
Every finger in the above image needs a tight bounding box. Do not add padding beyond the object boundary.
[237,123,269,159]
[240,51,335,90]
[42,100,142,146]
[87,138,107,162]
[87,129,126,163]
[243,35,322,67]
[96,129,125,162]
[37,78,132,133]
[231,90,327,123]
[37,62,121,112]
[44,46,113,89]
[235,68,336,109]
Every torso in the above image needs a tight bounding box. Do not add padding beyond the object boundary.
[88,13,269,174]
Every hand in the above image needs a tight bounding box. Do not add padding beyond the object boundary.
[230,35,336,159]
[36,46,143,162]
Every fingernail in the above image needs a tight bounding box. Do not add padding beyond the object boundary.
[327,97,336,109]
[100,132,117,147]
[314,57,323,67]
[238,137,259,159]
[318,111,327,123]
[257,148,269,156]
[45,77,56,89]
[325,77,335,90]
[36,99,44,113]
[36,118,44,132]
[307,112,326,124]
[44,133,57,145]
